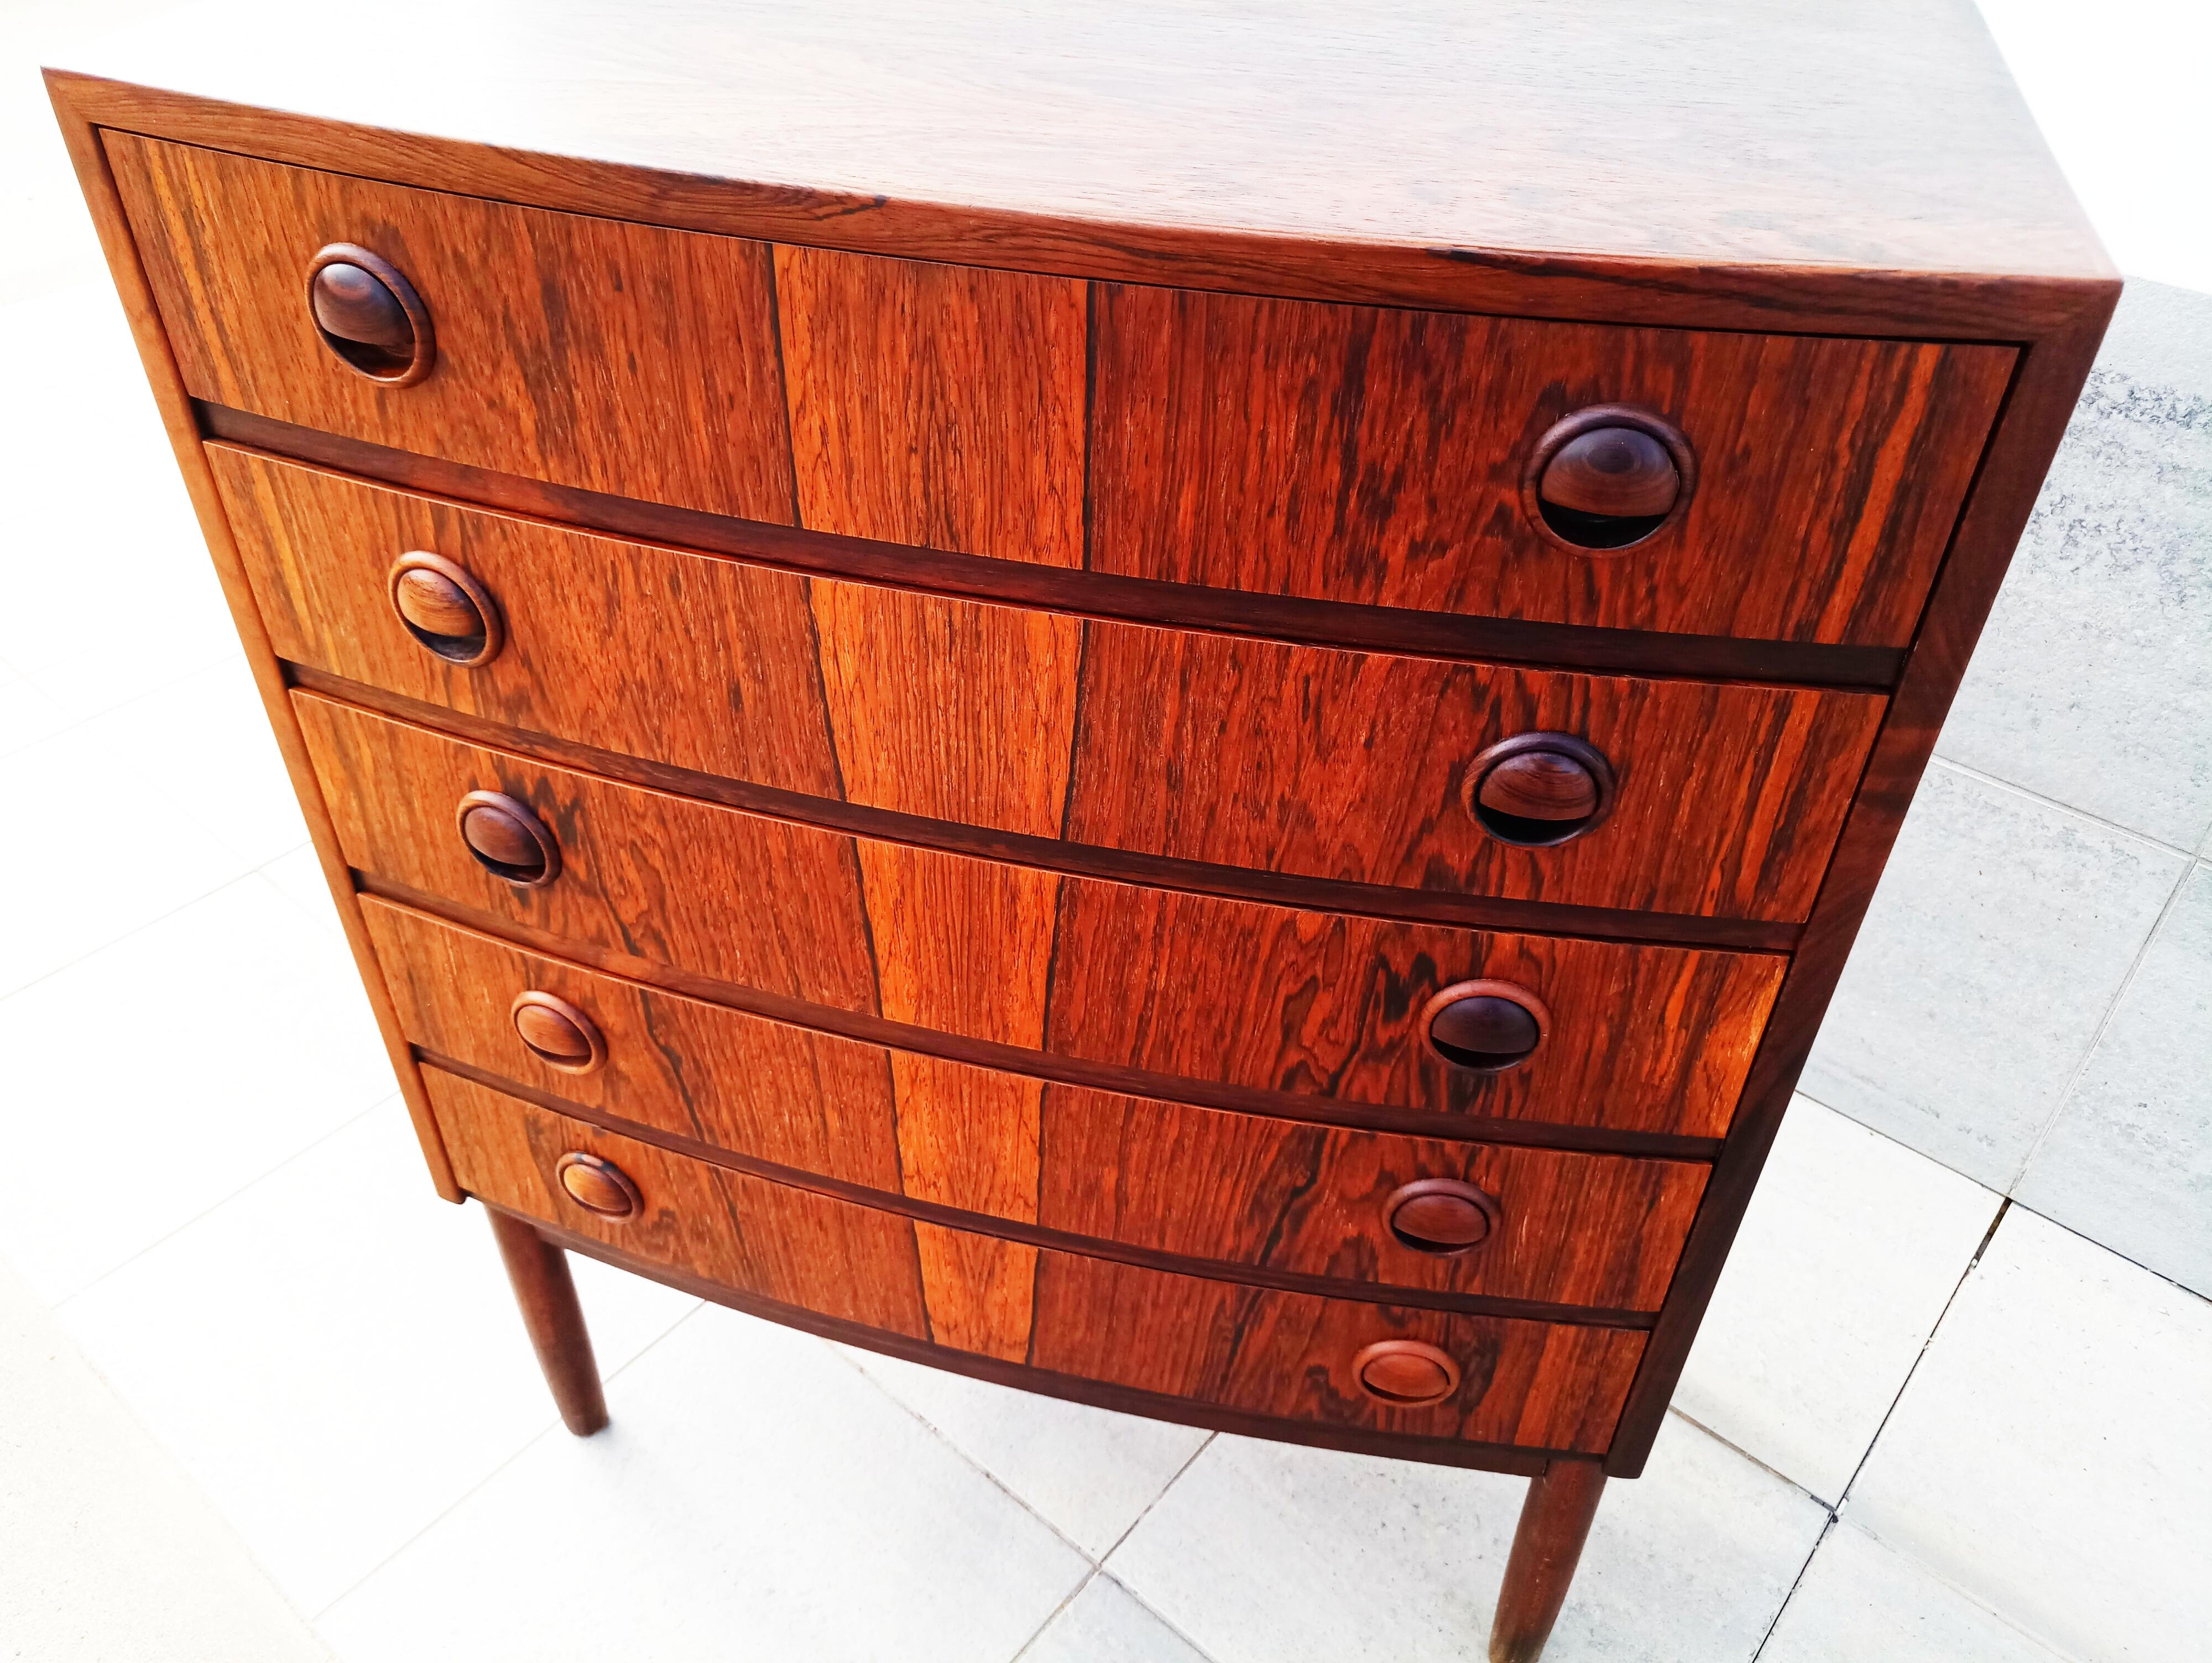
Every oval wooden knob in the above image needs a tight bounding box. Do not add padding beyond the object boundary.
[511,991,606,1073]
[1463,734,1616,846]
[1385,1179,1500,1254]
[555,1152,640,1219]
[1352,1339,1462,1407]
[305,244,434,384]
[389,552,503,666]
[1525,407,1692,551]
[455,791,561,886]
[1420,980,1549,1072]
[311,262,411,347]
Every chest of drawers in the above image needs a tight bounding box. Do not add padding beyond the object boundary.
[48,6,2112,1654]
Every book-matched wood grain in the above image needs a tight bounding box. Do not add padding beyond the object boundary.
[1090,284,2015,647]
[431,1071,1646,1452]
[106,134,795,523]
[362,897,1710,1310]
[300,695,1781,1139]
[430,1069,928,1336]
[221,451,1882,921]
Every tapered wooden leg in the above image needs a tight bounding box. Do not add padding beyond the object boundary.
[1489,1458,1606,1662]
[487,1209,609,1436]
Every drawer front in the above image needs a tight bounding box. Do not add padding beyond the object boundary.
[302,693,1783,1139]
[366,898,1710,1311]
[220,448,1884,920]
[430,1070,1645,1454]
[1091,284,2014,647]
[108,134,795,522]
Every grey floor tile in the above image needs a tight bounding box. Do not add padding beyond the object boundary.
[841,1343,1211,1559]
[1674,1097,2000,1505]
[0,1254,333,1663]
[316,1304,1088,1662]
[1801,764,2188,1187]
[1761,1523,2073,1663]
[1106,1415,1824,1663]
[1022,1575,1212,1663]
[1845,1207,2212,1663]
[2016,862,2212,1294]
[1937,278,2212,852]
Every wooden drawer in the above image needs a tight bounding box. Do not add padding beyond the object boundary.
[300,693,1783,1141]
[366,898,1710,1312]
[1091,285,2013,646]
[429,1069,1646,1454]
[220,449,1884,921]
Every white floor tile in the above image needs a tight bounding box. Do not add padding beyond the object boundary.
[0,874,394,1303]
[1802,765,2189,1188]
[1845,1207,2212,1663]
[0,668,75,758]
[842,1343,1212,1558]
[316,1303,1089,1662]
[2016,861,2212,1296]
[1761,1523,2074,1663]
[55,1110,700,1615]
[1674,1097,2001,1504]
[0,715,256,998]
[1107,1415,1825,1663]
[1022,1575,1212,1663]
[0,1254,333,1663]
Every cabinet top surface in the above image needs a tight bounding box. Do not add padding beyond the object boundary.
[50,0,2107,285]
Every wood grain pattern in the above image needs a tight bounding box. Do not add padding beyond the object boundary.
[107,134,795,521]
[431,1069,930,1335]
[225,451,1883,920]
[1090,284,2015,647]
[1491,1460,1608,1662]
[486,1209,608,1435]
[432,1069,1645,1452]
[776,247,1087,564]
[306,695,1782,1138]
[362,897,1710,1310]
[46,0,2111,322]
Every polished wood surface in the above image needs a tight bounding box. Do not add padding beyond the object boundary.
[486,1209,607,1436]
[306,695,1783,1139]
[363,897,1710,1311]
[46,0,2109,321]
[226,452,1884,919]
[1089,285,2011,646]
[108,134,795,522]
[433,1070,1646,1453]
[1490,1460,1608,1662]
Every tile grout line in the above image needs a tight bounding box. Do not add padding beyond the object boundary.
[53,1096,397,1315]
[307,1287,712,1624]
[1926,753,2205,862]
[0,861,283,1010]
[1097,1431,1217,1566]
[2004,857,2198,1194]
[1748,1514,1840,1662]
[1004,1567,1100,1663]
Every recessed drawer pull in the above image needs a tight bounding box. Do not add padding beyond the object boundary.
[305,243,434,385]
[1463,734,1616,846]
[1384,1179,1501,1256]
[554,1152,640,1220]
[1526,405,1694,551]
[388,552,503,666]
[1420,979,1550,1073]
[1352,1339,1463,1407]
[455,790,561,887]
[510,990,606,1074]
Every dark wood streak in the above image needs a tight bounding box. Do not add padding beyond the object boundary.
[201,406,1902,691]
